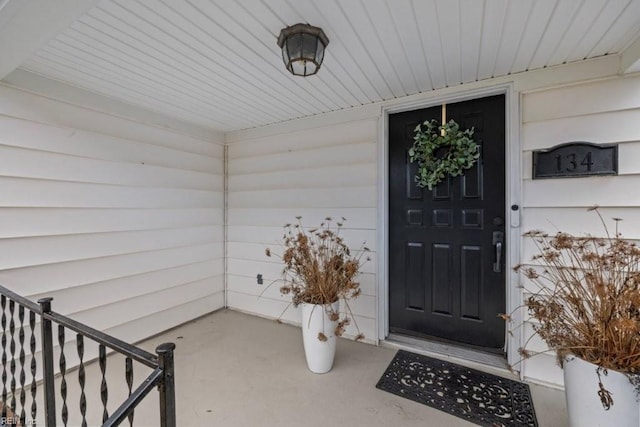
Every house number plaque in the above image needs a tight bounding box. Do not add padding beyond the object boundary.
[532,142,618,179]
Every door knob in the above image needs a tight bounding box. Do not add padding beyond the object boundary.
[492,231,504,273]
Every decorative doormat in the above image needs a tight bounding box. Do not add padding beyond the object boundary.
[376,350,538,426]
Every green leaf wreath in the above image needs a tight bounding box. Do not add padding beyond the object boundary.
[408,119,479,190]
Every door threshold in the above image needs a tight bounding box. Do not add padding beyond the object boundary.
[383,333,513,378]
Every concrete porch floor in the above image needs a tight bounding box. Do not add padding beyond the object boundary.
[123,309,568,427]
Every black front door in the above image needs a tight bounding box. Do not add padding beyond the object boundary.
[388,94,506,350]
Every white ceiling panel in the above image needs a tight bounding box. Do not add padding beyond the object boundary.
[4,0,640,132]
[491,1,534,78]
[476,0,510,81]
[459,0,485,84]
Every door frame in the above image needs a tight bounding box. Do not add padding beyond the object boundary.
[377,83,522,369]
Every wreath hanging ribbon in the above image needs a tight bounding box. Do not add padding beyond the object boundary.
[408,119,479,190]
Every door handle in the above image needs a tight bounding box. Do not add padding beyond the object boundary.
[492,231,504,273]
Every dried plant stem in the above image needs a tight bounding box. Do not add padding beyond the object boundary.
[511,207,640,397]
[266,217,370,341]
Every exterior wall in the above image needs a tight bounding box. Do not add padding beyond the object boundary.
[519,73,640,386]
[226,56,637,388]
[226,119,379,340]
[2,53,635,388]
[0,84,225,345]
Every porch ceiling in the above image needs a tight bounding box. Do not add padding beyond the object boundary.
[2,0,640,133]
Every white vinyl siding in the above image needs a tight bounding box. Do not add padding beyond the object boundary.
[2,51,633,390]
[225,67,640,388]
[0,84,225,345]
[227,119,379,341]
[520,74,640,387]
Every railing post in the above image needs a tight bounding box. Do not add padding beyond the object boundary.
[38,298,56,427]
[156,343,176,427]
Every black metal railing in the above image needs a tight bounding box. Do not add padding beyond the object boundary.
[0,285,176,427]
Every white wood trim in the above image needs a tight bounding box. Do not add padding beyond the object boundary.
[377,110,388,344]
[224,144,229,308]
[507,85,524,374]
[377,82,522,370]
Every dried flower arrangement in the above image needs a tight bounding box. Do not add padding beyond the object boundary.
[509,207,640,406]
[265,216,370,341]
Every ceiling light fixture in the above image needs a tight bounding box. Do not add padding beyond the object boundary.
[277,23,329,77]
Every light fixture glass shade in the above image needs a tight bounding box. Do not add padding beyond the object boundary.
[277,23,329,77]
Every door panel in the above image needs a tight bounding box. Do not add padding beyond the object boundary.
[388,95,506,350]
[406,242,425,310]
[432,243,452,315]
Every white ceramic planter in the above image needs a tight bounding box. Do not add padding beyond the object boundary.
[564,355,639,427]
[300,301,339,374]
